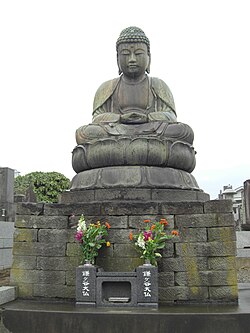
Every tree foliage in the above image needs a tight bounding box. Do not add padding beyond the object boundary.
[14,171,70,203]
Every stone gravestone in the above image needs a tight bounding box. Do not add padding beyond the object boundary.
[0,168,15,222]
[242,179,250,230]
[0,168,15,286]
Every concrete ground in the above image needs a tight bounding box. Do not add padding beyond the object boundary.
[0,283,249,333]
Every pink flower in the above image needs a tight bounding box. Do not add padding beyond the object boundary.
[143,230,152,241]
[75,230,83,242]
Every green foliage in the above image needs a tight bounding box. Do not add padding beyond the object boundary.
[14,171,70,203]
[130,218,179,266]
[75,215,111,264]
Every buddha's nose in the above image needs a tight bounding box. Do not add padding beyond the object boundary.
[128,53,136,62]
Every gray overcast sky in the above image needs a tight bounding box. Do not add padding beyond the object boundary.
[1,0,249,199]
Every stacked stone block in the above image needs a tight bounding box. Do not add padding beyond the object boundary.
[10,198,238,304]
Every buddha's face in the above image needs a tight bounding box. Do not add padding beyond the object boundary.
[117,43,150,79]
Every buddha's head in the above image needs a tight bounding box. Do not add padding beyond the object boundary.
[116,26,151,77]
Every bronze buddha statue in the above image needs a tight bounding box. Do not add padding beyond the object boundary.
[71,27,198,191]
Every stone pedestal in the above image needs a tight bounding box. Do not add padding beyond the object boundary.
[10,193,238,304]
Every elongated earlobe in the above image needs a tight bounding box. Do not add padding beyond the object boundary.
[117,54,122,75]
[146,55,151,74]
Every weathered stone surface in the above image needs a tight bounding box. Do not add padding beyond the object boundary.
[204,200,233,213]
[9,200,238,303]
[12,256,37,269]
[60,189,95,203]
[209,285,238,300]
[16,283,33,298]
[160,202,204,215]
[160,257,208,272]
[66,243,82,257]
[44,203,101,216]
[176,213,216,228]
[178,227,207,242]
[208,257,236,270]
[113,244,138,257]
[101,201,159,216]
[33,284,75,298]
[209,241,237,257]
[162,243,175,258]
[175,242,209,257]
[176,241,237,257]
[13,229,38,242]
[152,189,209,202]
[37,257,79,271]
[217,213,234,226]
[176,213,234,228]
[208,227,236,242]
[12,242,66,257]
[15,215,68,229]
[96,257,143,272]
[66,268,76,286]
[38,229,74,243]
[16,203,44,215]
[175,270,237,286]
[108,229,132,244]
[159,286,208,301]
[11,269,65,284]
[158,272,175,286]
[95,188,152,201]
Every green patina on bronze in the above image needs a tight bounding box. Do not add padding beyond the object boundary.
[72,26,197,186]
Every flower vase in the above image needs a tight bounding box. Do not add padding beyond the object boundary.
[84,259,93,266]
[144,259,152,266]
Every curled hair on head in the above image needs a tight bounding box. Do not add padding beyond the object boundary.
[116,26,150,55]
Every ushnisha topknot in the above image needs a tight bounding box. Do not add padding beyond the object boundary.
[116,26,150,54]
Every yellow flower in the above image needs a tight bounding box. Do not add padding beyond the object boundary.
[106,241,111,247]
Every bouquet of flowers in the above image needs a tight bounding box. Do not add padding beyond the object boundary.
[129,218,179,266]
[75,215,111,264]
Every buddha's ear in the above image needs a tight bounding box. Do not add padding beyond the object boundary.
[117,54,122,75]
[146,54,151,74]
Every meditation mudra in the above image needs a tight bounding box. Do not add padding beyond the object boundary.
[72,27,198,190]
